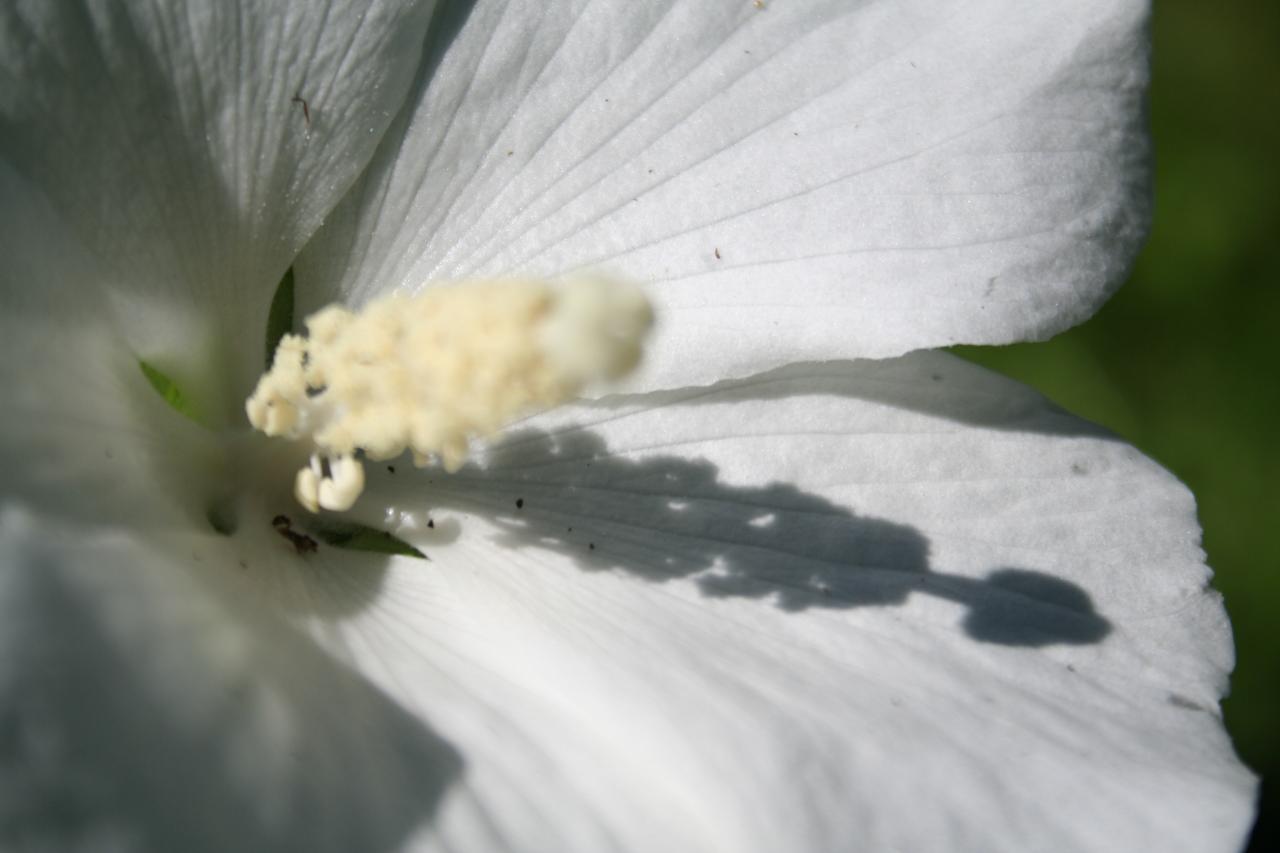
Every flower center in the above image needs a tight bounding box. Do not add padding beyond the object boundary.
[245,277,652,512]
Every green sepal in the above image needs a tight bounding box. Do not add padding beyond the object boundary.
[138,360,203,424]
[308,519,428,560]
[266,266,296,368]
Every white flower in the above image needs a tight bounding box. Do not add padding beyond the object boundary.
[0,2,1256,852]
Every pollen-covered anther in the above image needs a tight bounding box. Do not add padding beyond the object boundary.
[246,276,653,512]
[294,453,364,513]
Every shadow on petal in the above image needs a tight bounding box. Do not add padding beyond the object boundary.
[424,426,1110,648]
[954,568,1111,647]
[598,357,1120,440]
[0,516,461,853]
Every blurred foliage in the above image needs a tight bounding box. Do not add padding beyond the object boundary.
[955,0,1279,847]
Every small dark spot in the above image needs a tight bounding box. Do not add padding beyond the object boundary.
[567,527,573,533]
[427,518,435,529]
[506,150,513,156]
[515,498,524,509]
[648,168,654,174]
[930,373,943,382]
[604,98,609,102]
[291,92,311,126]
[792,131,799,137]
[909,60,917,68]
[588,542,595,550]
[387,465,396,474]
[305,384,327,398]
[714,247,721,260]
[1071,462,1089,475]
[272,514,318,555]
[1066,664,1077,673]
[238,558,248,570]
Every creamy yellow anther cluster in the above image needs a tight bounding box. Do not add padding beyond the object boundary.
[246,277,653,513]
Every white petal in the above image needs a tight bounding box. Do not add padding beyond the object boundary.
[1,158,466,848]
[313,353,1248,852]
[0,162,311,552]
[0,1,437,393]
[300,0,1150,390]
[0,161,222,525]
[0,506,460,852]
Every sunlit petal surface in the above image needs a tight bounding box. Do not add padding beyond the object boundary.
[0,161,1252,848]
[305,354,1250,852]
[302,0,1151,391]
[0,3,1252,851]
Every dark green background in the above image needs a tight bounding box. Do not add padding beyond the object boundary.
[956,1,1277,846]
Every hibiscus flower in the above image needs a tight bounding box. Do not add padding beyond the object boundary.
[0,2,1256,851]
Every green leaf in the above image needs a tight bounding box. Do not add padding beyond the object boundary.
[266,266,296,368]
[138,360,202,424]
[308,520,428,560]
